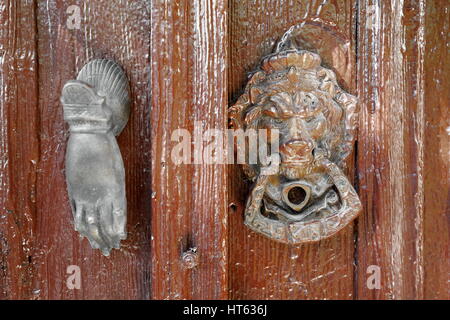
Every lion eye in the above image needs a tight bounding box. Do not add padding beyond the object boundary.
[263,105,280,118]
[301,93,319,110]
[273,118,284,124]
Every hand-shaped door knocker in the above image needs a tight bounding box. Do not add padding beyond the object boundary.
[61,60,130,255]
[229,39,362,244]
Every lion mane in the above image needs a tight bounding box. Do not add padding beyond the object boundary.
[229,49,358,179]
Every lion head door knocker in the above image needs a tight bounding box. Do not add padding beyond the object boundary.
[61,59,130,255]
[229,37,362,244]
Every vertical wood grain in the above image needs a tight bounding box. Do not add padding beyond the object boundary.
[32,0,151,299]
[228,0,357,299]
[422,1,449,300]
[0,0,447,301]
[0,0,39,300]
[356,0,449,299]
[150,0,228,299]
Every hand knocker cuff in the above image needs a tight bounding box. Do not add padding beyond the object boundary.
[61,59,130,255]
[229,36,362,244]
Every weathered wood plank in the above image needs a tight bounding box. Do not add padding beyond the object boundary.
[228,0,357,299]
[1,0,447,301]
[0,0,39,300]
[356,0,449,299]
[150,0,228,299]
[32,0,151,299]
[422,0,449,300]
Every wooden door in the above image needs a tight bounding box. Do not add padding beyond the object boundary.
[0,0,448,300]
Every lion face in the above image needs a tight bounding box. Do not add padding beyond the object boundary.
[254,86,330,180]
[229,48,361,243]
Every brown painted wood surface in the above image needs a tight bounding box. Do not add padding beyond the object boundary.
[422,1,449,300]
[0,0,448,300]
[356,0,449,299]
[227,0,448,300]
[150,0,228,299]
[1,0,152,299]
[0,0,39,300]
